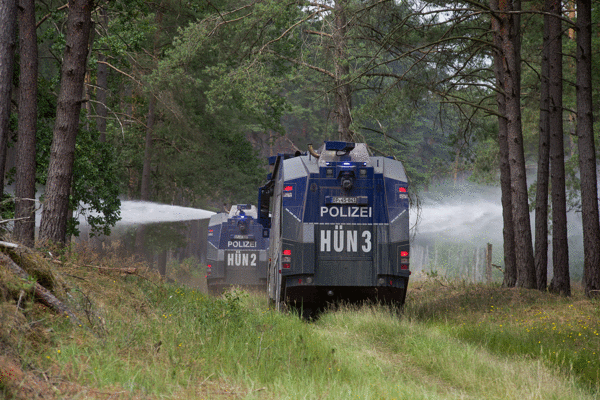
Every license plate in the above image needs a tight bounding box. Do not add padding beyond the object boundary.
[330,196,357,204]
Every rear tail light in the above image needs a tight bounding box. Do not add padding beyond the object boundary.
[401,250,409,269]
[207,264,212,276]
[282,249,291,269]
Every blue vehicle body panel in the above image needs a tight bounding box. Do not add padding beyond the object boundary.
[206,204,269,293]
[261,142,410,312]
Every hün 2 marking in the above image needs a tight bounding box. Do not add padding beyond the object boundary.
[226,251,258,267]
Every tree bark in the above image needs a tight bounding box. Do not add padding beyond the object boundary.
[140,95,155,200]
[140,4,165,201]
[83,22,94,132]
[491,0,517,287]
[14,0,38,248]
[39,0,93,245]
[333,0,353,142]
[575,0,599,298]
[96,6,109,142]
[499,114,517,287]
[534,11,551,291]
[499,0,536,288]
[547,0,570,296]
[0,0,18,191]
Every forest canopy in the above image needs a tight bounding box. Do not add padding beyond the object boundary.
[1,0,599,294]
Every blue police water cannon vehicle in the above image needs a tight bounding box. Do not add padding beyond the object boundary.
[206,204,270,294]
[259,141,411,317]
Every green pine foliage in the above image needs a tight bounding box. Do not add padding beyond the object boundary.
[11,0,600,235]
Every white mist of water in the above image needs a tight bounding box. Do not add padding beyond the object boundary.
[409,180,585,277]
[114,201,216,224]
[410,181,584,246]
[75,200,216,227]
[410,196,504,246]
[410,183,505,247]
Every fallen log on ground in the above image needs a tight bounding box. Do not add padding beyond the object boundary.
[0,251,84,327]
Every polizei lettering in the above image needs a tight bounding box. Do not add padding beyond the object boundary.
[320,206,372,218]
[226,251,258,267]
[227,240,257,248]
[319,225,372,254]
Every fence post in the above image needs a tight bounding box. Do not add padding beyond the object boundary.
[486,243,492,283]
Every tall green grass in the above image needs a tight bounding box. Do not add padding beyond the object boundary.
[22,269,598,399]
[404,278,600,392]
[316,304,597,400]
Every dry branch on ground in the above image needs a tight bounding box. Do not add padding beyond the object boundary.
[0,243,83,326]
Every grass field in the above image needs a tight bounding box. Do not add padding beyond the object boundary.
[1,245,598,399]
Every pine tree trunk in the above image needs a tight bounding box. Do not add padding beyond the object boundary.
[535,11,551,291]
[497,0,535,288]
[140,96,155,201]
[333,0,352,142]
[575,0,600,298]
[83,23,94,132]
[491,0,516,287]
[547,0,570,296]
[139,4,163,201]
[95,6,109,142]
[14,0,38,247]
[0,0,18,191]
[39,0,92,245]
